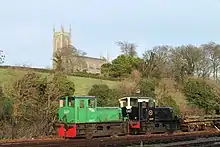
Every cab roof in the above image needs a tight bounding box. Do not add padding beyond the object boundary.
[58,95,96,100]
[155,106,173,110]
[118,96,154,101]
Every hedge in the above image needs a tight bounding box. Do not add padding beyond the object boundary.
[0,65,120,81]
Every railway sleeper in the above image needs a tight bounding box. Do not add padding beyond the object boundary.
[180,121,214,132]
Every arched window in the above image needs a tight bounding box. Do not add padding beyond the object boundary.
[93,64,96,69]
[86,62,89,69]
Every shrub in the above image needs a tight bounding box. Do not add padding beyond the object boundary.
[158,95,180,115]
[88,84,121,106]
[0,71,76,139]
[0,86,13,121]
[51,72,75,97]
[183,78,218,114]
[138,78,158,97]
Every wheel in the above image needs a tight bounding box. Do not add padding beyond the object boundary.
[188,125,195,132]
[85,124,96,139]
[167,130,174,135]
[145,132,151,136]
[85,131,94,139]
[111,130,119,138]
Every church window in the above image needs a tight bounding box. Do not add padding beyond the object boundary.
[86,62,89,69]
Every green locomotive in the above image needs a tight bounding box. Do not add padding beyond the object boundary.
[55,95,127,139]
[54,95,178,139]
[58,96,123,123]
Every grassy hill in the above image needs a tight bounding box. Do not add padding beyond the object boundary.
[0,67,205,115]
[0,68,120,95]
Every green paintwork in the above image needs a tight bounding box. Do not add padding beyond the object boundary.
[58,96,122,123]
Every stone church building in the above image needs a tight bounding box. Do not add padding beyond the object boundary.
[52,25,109,74]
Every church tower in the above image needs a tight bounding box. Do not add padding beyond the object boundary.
[52,24,72,69]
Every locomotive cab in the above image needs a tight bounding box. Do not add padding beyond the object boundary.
[118,97,156,134]
[119,97,156,121]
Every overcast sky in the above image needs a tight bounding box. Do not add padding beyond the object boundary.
[0,0,220,68]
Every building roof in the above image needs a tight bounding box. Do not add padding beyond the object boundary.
[72,55,106,61]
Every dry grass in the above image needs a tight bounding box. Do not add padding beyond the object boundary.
[155,78,187,105]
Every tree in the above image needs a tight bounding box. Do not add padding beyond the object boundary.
[0,50,5,64]
[138,78,158,98]
[158,95,180,115]
[107,55,141,78]
[116,41,137,57]
[53,52,64,72]
[195,47,211,78]
[11,72,49,138]
[156,83,180,115]
[100,63,112,77]
[48,72,75,98]
[88,84,120,106]
[117,70,142,97]
[141,45,171,79]
[8,71,75,138]
[54,45,87,74]
[200,42,220,81]
[183,78,218,114]
[0,86,13,139]
[0,86,12,121]
[170,45,202,82]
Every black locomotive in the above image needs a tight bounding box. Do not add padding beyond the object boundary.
[119,97,181,135]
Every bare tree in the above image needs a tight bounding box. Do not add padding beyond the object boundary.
[116,41,137,57]
[169,45,202,82]
[141,45,170,78]
[196,47,211,78]
[0,50,5,64]
[53,52,64,72]
[54,45,87,74]
[201,42,220,81]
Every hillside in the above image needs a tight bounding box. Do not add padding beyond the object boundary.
[0,68,120,95]
[0,67,205,116]
[0,67,187,108]
[154,78,191,115]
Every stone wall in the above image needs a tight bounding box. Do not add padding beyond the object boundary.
[70,56,106,74]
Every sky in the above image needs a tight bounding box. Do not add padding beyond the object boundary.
[0,0,220,68]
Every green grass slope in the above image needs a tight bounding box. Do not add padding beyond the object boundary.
[0,68,120,95]
[0,67,205,115]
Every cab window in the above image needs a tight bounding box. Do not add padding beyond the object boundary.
[59,100,64,108]
[122,101,127,107]
[148,99,155,108]
[80,100,84,108]
[68,99,75,107]
[130,99,138,107]
[88,99,95,108]
[142,102,147,108]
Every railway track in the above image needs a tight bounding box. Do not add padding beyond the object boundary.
[145,137,220,147]
[1,130,220,147]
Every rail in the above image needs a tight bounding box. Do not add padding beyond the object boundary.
[1,130,220,147]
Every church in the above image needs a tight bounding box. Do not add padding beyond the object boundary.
[52,25,109,74]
